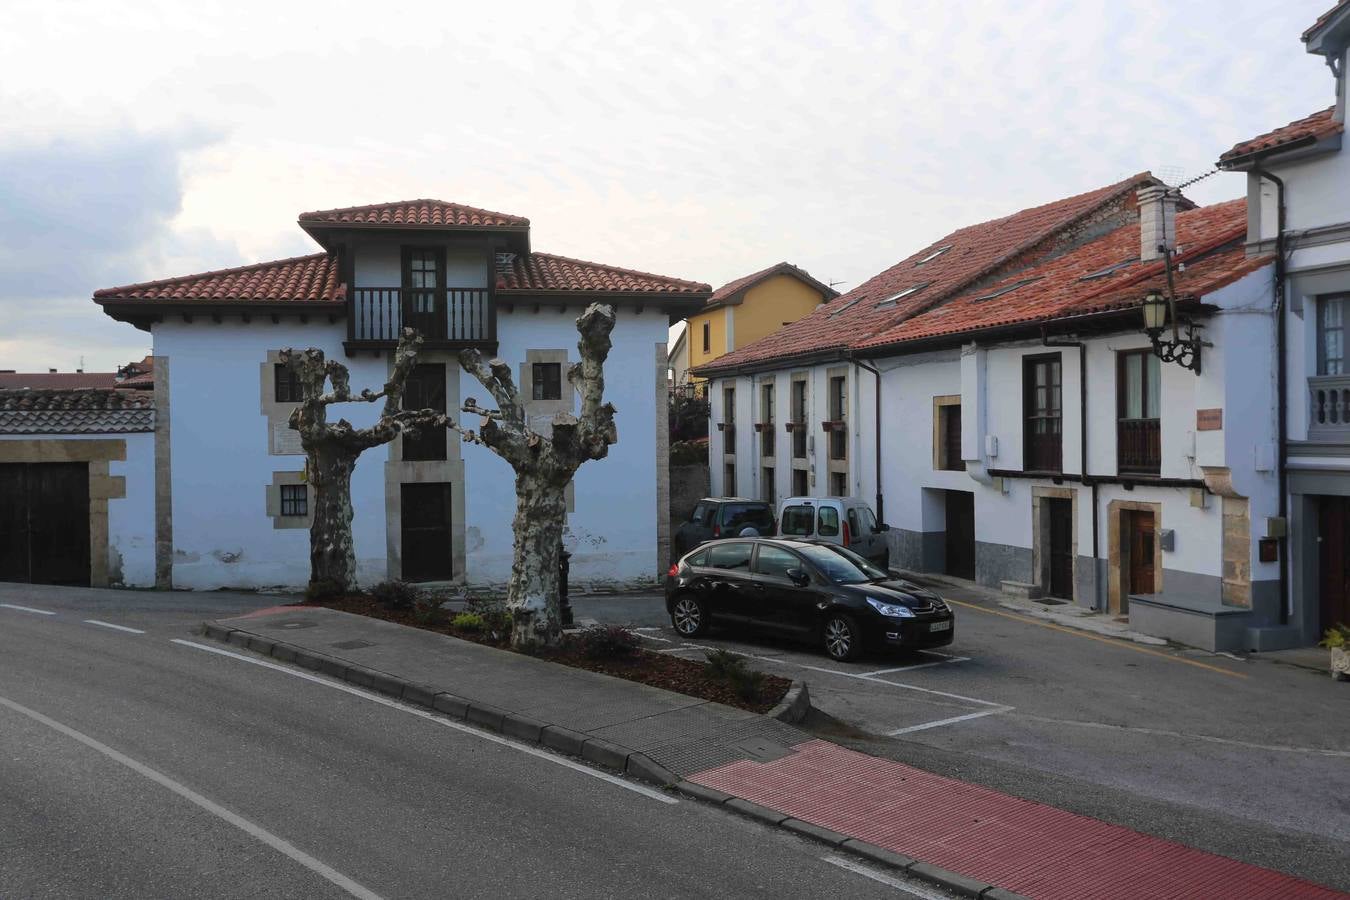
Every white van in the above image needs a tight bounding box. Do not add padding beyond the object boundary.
[776,496,890,567]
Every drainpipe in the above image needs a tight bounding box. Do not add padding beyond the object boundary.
[855,359,884,522]
[1254,165,1290,625]
[1041,326,1101,610]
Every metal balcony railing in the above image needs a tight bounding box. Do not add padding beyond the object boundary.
[1117,418,1161,474]
[350,287,492,343]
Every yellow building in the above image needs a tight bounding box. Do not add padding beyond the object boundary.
[674,262,836,385]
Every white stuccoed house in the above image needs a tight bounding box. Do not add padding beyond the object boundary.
[92,200,709,591]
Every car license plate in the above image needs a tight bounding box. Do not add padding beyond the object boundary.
[929,620,951,633]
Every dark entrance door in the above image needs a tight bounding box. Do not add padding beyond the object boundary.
[401,482,452,582]
[0,462,90,586]
[944,490,975,580]
[1047,498,1073,600]
[1318,496,1350,632]
[1128,510,1155,595]
[402,364,447,461]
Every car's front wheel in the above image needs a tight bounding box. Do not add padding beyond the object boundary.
[671,594,709,637]
[822,613,862,661]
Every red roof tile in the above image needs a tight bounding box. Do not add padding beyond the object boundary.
[298,199,528,228]
[859,199,1269,349]
[1304,0,1350,40]
[1219,107,1342,163]
[693,173,1160,374]
[93,253,344,304]
[701,262,837,311]
[0,372,120,390]
[496,252,710,294]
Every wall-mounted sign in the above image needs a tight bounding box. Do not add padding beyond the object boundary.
[1196,408,1223,432]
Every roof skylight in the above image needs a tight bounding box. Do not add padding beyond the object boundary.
[1078,258,1138,281]
[971,277,1043,303]
[916,246,953,265]
[876,283,928,308]
[829,297,863,317]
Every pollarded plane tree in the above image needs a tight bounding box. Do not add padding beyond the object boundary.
[279,328,448,596]
[454,302,619,649]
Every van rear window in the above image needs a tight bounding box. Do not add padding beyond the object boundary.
[818,506,840,536]
[781,505,814,536]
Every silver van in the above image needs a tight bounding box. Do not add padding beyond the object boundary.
[776,496,890,567]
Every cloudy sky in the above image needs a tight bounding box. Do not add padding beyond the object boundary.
[0,0,1335,372]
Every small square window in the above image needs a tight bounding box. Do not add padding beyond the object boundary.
[532,363,563,401]
[280,484,308,518]
[275,363,304,404]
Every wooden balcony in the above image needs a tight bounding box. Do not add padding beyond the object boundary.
[345,287,495,353]
[1117,418,1161,475]
[1309,374,1350,440]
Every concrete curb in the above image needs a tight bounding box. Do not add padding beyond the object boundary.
[202,621,684,788]
[674,781,1031,900]
[767,680,811,724]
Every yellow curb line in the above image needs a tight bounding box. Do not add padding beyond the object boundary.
[942,597,1248,680]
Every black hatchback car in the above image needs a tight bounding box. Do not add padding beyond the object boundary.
[664,538,954,661]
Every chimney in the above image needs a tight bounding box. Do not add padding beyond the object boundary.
[1138,184,1178,262]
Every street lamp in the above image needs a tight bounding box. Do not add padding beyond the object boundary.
[1139,287,1205,375]
[1141,288,1168,334]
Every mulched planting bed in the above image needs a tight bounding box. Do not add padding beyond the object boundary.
[299,594,792,714]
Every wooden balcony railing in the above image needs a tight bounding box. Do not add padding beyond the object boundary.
[350,287,492,344]
[1309,374,1350,440]
[1117,418,1161,474]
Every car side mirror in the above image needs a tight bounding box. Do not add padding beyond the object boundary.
[786,568,810,587]
[877,522,891,533]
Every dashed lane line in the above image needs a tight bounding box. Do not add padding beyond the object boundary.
[0,603,56,616]
[83,619,146,635]
[886,707,1015,736]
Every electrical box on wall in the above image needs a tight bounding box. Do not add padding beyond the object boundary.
[1266,516,1287,538]
[1158,529,1175,552]
[985,435,999,458]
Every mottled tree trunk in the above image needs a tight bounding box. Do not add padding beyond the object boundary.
[308,444,358,593]
[507,471,568,646]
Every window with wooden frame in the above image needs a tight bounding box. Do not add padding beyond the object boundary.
[792,468,808,496]
[934,397,964,471]
[1023,354,1062,473]
[274,363,304,404]
[702,321,711,353]
[761,466,775,505]
[829,471,847,497]
[721,386,736,447]
[279,484,308,518]
[402,247,446,339]
[725,462,737,496]
[827,375,847,460]
[791,379,807,459]
[402,364,448,461]
[1117,350,1161,475]
[1318,294,1347,375]
[532,362,563,401]
[759,383,775,457]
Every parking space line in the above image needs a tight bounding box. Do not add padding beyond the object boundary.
[84,620,146,635]
[0,603,56,616]
[886,706,1014,736]
[941,597,1248,680]
[859,657,970,676]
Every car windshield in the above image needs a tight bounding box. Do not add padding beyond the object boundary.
[798,544,887,584]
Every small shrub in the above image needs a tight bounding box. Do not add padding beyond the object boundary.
[412,593,444,624]
[726,666,767,701]
[371,580,422,611]
[466,599,513,641]
[574,624,640,660]
[704,648,748,679]
[305,578,346,601]
[1321,623,1350,650]
[451,612,485,633]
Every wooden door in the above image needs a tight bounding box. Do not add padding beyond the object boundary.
[0,462,90,586]
[1318,496,1350,631]
[1047,498,1073,600]
[944,490,975,580]
[402,364,447,461]
[1128,510,1155,595]
[401,482,453,582]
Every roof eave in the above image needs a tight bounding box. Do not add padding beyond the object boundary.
[299,220,532,254]
[1218,132,1342,170]
[691,346,851,379]
[1304,3,1350,53]
[96,298,347,331]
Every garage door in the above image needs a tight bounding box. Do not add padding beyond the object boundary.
[0,462,90,586]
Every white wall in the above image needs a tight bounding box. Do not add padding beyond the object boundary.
[0,431,156,588]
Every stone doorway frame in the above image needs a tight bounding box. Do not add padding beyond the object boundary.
[1032,485,1077,603]
[1107,498,1162,615]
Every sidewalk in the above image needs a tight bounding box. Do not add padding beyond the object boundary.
[208,607,1347,900]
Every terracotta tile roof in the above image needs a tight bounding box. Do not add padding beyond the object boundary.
[495,252,710,294]
[94,253,343,304]
[701,262,837,311]
[1304,0,1350,40]
[693,173,1159,374]
[0,371,120,390]
[0,388,155,434]
[860,199,1269,349]
[298,199,528,228]
[1219,107,1342,164]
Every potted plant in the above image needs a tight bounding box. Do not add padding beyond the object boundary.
[783,421,801,433]
[716,422,735,438]
[1322,624,1350,681]
[820,419,846,433]
[753,422,772,433]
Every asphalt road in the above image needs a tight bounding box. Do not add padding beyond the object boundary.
[0,584,957,900]
[572,585,1350,891]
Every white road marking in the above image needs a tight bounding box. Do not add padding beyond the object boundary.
[886,706,1014,736]
[858,657,970,676]
[0,603,56,616]
[170,639,678,805]
[0,693,385,900]
[822,854,950,899]
[634,632,674,643]
[83,619,146,635]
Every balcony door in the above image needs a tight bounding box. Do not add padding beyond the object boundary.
[1117,350,1161,474]
[402,247,446,340]
[1023,354,1062,473]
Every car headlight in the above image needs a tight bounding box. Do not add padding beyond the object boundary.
[866,597,915,618]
